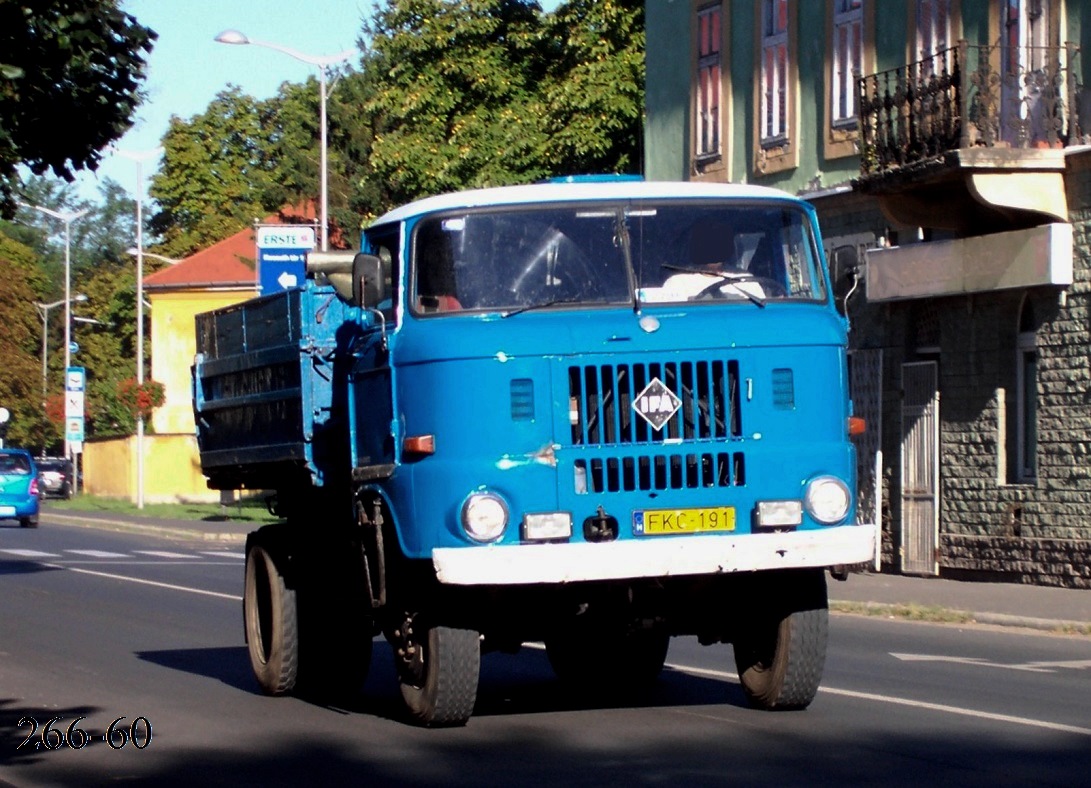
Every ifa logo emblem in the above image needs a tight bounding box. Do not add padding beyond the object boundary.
[632,377,681,431]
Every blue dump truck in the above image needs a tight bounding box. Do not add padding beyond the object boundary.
[193,179,877,726]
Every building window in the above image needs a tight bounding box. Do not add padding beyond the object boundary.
[1015,297,1038,482]
[831,0,862,128]
[695,4,722,159]
[760,0,789,144]
[753,0,797,175]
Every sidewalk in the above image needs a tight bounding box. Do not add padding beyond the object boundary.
[40,507,1091,635]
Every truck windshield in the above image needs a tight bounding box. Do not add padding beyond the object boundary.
[409,201,826,315]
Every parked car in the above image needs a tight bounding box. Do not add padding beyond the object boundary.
[36,456,74,499]
[0,449,40,528]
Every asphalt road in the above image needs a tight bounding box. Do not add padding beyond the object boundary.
[2,519,1090,786]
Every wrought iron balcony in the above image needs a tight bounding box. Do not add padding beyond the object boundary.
[857,41,1085,177]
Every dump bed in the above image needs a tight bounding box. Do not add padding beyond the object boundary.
[192,282,357,491]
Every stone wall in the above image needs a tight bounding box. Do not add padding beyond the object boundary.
[808,151,1091,588]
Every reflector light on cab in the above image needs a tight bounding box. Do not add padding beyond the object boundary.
[403,435,436,455]
[848,416,866,436]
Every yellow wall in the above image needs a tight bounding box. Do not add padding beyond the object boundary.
[82,285,256,503]
[149,288,255,434]
[83,433,220,503]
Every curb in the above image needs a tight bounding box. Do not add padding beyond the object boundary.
[41,512,247,544]
[830,599,1091,635]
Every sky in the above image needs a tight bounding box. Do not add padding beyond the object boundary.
[76,0,560,201]
[76,0,373,199]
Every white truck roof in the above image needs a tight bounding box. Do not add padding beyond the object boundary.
[372,179,801,227]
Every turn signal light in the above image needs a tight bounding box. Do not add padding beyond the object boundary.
[848,416,866,436]
[403,435,436,455]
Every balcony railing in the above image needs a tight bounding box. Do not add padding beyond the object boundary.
[858,41,1084,176]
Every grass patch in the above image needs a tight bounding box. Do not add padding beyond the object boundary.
[830,600,977,625]
[44,494,282,524]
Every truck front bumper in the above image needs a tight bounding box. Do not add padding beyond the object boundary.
[432,523,879,585]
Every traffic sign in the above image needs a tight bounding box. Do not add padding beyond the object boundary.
[66,367,85,392]
[66,416,84,443]
[69,341,79,354]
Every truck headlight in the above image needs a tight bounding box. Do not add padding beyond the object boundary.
[461,492,509,542]
[804,476,851,525]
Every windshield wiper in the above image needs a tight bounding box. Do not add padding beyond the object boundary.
[660,264,767,308]
[501,296,587,318]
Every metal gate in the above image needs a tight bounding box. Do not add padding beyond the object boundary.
[900,361,939,575]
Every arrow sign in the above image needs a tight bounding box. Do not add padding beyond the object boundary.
[277,270,298,290]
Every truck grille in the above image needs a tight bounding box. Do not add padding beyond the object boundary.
[574,451,746,493]
[568,360,746,494]
[568,360,741,445]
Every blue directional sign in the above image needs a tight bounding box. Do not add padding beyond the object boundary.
[257,225,317,295]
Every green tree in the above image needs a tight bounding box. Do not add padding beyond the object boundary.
[361,0,550,207]
[149,86,282,257]
[539,0,645,175]
[0,0,156,218]
[0,235,49,449]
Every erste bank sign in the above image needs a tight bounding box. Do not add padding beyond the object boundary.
[256,225,317,294]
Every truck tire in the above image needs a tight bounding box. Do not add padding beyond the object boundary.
[547,628,670,695]
[244,541,299,695]
[396,622,480,727]
[732,569,828,710]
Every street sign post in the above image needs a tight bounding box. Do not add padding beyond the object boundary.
[65,367,84,484]
[256,225,317,295]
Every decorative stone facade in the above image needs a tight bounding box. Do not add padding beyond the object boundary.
[807,148,1091,589]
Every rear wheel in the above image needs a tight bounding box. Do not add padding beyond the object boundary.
[395,616,480,727]
[243,538,299,695]
[732,569,828,710]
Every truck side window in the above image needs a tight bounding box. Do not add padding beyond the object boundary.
[363,228,400,321]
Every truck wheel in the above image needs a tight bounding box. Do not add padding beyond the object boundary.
[732,569,828,710]
[244,541,299,695]
[395,619,480,727]
[546,628,670,694]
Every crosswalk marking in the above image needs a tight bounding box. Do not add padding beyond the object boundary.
[66,549,130,558]
[1,549,61,558]
[134,550,197,559]
[202,551,245,560]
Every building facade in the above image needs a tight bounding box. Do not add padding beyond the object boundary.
[645,0,1091,587]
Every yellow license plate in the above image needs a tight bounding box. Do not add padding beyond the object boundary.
[633,507,736,535]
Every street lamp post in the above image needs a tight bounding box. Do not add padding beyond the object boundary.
[24,205,88,461]
[214,30,353,251]
[117,148,163,509]
[35,294,89,400]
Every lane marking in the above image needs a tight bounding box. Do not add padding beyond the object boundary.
[65,549,130,558]
[663,662,1091,737]
[892,652,1091,673]
[1,549,61,558]
[42,563,242,601]
[134,550,197,559]
[201,551,245,560]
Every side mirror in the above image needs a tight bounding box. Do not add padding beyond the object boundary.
[352,253,387,308]
[829,245,861,309]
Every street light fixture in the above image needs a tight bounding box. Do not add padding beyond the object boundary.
[121,242,178,510]
[116,147,162,509]
[22,204,89,461]
[214,29,354,252]
[34,294,89,401]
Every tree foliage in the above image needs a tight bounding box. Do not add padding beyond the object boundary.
[0,0,156,218]
[149,86,282,257]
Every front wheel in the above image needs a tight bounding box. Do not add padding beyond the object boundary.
[243,539,299,695]
[732,569,828,710]
[395,618,480,727]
